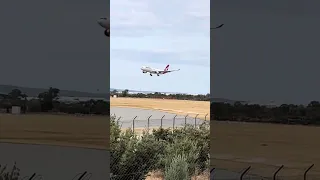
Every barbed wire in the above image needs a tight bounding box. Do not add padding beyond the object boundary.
[210,164,319,180]
[71,171,92,180]
[0,170,92,180]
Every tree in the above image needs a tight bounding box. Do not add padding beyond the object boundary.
[111,89,118,96]
[8,89,23,100]
[38,87,60,112]
[122,89,129,97]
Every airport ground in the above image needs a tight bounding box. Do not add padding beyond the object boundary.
[0,98,209,148]
[0,98,209,179]
[211,120,320,177]
[2,98,319,178]
[4,98,318,178]
[0,114,109,149]
[110,97,210,120]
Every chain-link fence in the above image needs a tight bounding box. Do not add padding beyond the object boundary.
[110,113,210,180]
[0,163,91,180]
[111,113,209,134]
[210,164,320,180]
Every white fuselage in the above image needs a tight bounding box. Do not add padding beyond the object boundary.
[141,66,164,76]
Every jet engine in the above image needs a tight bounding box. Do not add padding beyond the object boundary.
[104,29,110,37]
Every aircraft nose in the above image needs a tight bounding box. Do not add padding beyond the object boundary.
[97,19,103,26]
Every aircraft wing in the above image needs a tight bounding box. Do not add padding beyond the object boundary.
[159,69,180,73]
[166,69,180,72]
[211,24,224,29]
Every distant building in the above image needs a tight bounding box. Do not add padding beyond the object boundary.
[11,106,21,114]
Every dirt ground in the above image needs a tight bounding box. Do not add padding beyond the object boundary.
[0,114,109,150]
[110,97,210,120]
[211,121,320,177]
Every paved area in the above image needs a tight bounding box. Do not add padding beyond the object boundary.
[0,143,109,180]
[110,107,207,129]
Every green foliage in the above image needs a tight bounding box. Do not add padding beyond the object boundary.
[212,101,320,125]
[112,90,210,101]
[0,88,109,115]
[110,116,167,180]
[161,137,199,176]
[110,116,209,179]
[0,163,20,180]
[154,123,210,174]
[121,89,129,97]
[164,154,189,180]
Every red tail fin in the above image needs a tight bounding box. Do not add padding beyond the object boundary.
[164,64,169,71]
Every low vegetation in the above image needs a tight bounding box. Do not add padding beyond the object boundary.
[0,163,20,180]
[110,115,209,180]
[111,89,210,101]
[211,101,320,125]
[0,88,109,115]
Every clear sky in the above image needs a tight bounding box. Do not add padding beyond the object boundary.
[110,0,210,95]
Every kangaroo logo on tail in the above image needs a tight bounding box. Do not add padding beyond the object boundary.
[164,65,169,71]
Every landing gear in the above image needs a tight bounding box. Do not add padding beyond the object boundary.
[104,29,110,37]
[150,73,152,76]
[157,74,159,76]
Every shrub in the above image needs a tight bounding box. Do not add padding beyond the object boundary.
[110,116,166,180]
[0,163,20,180]
[110,116,210,179]
[164,154,189,180]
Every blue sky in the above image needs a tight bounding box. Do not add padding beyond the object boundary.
[110,0,210,95]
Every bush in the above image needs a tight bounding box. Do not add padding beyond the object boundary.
[164,154,189,180]
[160,137,199,177]
[0,163,20,180]
[110,116,166,180]
[110,115,210,179]
[153,123,210,173]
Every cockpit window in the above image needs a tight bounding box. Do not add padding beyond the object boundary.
[100,17,107,20]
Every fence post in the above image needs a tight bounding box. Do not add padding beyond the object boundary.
[161,115,165,129]
[184,114,188,126]
[28,173,36,180]
[205,113,208,121]
[78,171,87,180]
[132,116,137,134]
[195,114,199,127]
[240,166,251,180]
[116,117,122,133]
[210,168,215,180]
[273,165,284,180]
[147,115,152,134]
[304,164,314,180]
[173,115,177,130]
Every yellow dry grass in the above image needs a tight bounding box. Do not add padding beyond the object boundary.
[0,113,109,149]
[146,170,209,180]
[211,121,320,176]
[110,97,210,120]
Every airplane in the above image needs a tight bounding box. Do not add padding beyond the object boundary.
[141,64,180,76]
[97,17,110,37]
[211,24,224,29]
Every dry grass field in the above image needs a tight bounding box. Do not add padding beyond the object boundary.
[110,97,210,120]
[211,121,320,177]
[0,114,109,149]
